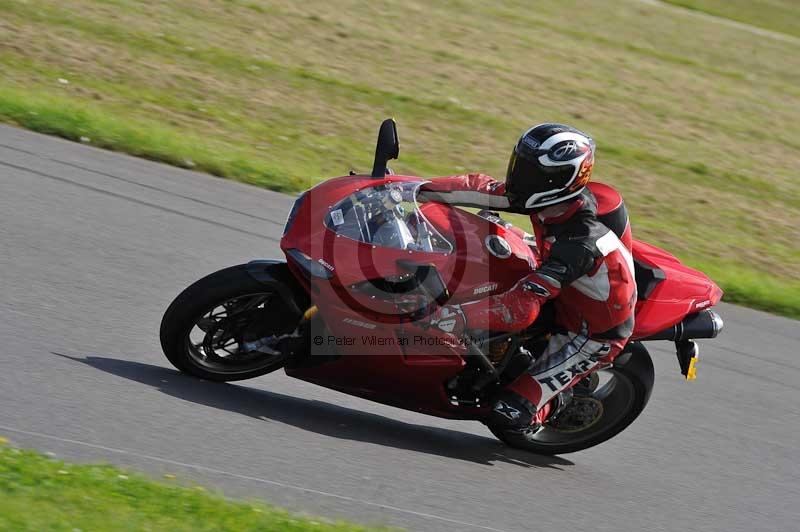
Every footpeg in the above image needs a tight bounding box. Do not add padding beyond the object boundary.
[676,340,699,380]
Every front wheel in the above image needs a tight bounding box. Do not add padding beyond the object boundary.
[488,342,655,455]
[160,264,306,381]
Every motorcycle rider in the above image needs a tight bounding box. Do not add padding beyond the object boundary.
[418,123,637,435]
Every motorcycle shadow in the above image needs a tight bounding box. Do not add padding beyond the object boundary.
[53,353,574,470]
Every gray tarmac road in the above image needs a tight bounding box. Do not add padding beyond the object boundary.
[0,125,798,531]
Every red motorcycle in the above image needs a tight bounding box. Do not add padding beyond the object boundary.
[160,119,724,454]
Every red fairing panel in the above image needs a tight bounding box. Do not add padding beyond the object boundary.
[288,280,478,418]
[631,240,723,339]
[417,202,537,303]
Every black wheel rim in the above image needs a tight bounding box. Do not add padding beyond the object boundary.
[184,291,293,375]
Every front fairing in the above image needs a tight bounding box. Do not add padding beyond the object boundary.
[280,174,538,305]
[279,174,534,419]
[282,175,453,284]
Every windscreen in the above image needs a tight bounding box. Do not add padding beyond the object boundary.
[324,182,452,254]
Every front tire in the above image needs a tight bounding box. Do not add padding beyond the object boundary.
[488,342,655,454]
[160,264,305,381]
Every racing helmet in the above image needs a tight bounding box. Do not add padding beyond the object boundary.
[505,123,596,211]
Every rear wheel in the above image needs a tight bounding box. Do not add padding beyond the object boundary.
[160,264,305,381]
[488,342,654,454]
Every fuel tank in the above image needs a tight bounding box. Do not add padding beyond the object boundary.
[418,202,537,303]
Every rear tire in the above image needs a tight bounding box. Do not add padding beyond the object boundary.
[488,342,655,455]
[160,264,304,382]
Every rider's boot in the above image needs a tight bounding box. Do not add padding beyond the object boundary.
[488,371,543,433]
[488,390,537,432]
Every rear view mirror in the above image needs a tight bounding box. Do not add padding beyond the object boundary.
[397,260,450,306]
[371,118,399,178]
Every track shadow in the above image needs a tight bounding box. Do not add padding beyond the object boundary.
[52,353,573,470]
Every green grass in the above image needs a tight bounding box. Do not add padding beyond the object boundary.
[662,0,800,37]
[0,440,388,531]
[0,0,798,318]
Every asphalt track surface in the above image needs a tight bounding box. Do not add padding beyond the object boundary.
[0,125,798,531]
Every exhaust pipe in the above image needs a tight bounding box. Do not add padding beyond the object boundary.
[642,309,724,342]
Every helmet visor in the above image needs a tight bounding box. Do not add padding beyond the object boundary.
[506,149,570,194]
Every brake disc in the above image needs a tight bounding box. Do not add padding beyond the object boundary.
[547,396,604,433]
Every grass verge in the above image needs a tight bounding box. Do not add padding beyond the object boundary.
[0,439,388,531]
[0,86,301,192]
[1,0,798,319]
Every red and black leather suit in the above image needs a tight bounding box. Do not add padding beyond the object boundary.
[419,174,637,419]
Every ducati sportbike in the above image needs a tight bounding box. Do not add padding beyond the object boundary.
[161,119,724,454]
